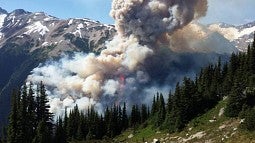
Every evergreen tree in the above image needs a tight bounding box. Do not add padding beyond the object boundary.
[33,119,51,143]
[130,105,138,127]
[36,82,52,124]
[63,108,68,133]
[141,104,148,123]
[27,83,36,142]
[1,126,7,143]
[122,102,128,131]
[240,108,255,131]
[166,91,173,113]
[157,94,166,127]
[151,95,157,115]
[16,84,28,143]
[67,105,80,140]
[35,82,53,141]
[7,90,19,143]
[54,118,67,143]
[225,82,245,117]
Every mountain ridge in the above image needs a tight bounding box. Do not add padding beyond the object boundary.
[208,21,255,51]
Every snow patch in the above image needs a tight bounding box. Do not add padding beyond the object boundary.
[0,14,7,28]
[27,19,32,23]
[13,19,20,26]
[11,16,15,23]
[68,19,73,25]
[77,23,84,29]
[103,24,115,30]
[239,26,255,37]
[84,21,92,26]
[34,12,41,16]
[50,23,55,27]
[0,33,4,39]
[24,21,49,36]
[44,17,53,21]
[83,18,98,24]
[42,42,49,46]
[72,23,84,38]
[17,35,24,38]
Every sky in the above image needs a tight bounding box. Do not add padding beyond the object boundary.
[0,0,255,25]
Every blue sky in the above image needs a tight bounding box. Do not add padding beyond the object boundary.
[200,0,255,25]
[0,0,255,25]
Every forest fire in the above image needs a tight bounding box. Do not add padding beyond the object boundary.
[27,0,208,116]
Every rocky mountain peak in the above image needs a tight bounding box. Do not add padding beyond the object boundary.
[9,9,30,16]
[0,7,8,15]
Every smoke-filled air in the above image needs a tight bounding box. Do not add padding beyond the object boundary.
[26,0,209,117]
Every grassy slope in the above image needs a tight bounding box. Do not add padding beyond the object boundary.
[114,98,255,143]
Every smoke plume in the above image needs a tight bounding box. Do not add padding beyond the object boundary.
[27,0,209,117]
[111,0,208,43]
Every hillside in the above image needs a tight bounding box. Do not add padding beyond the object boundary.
[114,98,255,143]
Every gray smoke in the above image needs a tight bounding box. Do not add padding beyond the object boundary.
[27,0,209,117]
[111,0,208,43]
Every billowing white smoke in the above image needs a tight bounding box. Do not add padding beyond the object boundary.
[27,0,208,117]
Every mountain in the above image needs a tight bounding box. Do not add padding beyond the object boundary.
[208,21,255,51]
[0,7,116,127]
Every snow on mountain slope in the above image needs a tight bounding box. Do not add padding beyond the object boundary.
[209,23,255,41]
[0,8,116,55]
[0,14,7,28]
[209,22,255,51]
[24,21,49,36]
[73,23,84,38]
[0,14,6,39]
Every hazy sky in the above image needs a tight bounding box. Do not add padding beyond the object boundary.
[0,0,255,25]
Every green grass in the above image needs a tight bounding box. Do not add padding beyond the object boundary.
[114,98,255,143]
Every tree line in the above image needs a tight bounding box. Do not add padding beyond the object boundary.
[54,101,150,142]
[3,82,150,142]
